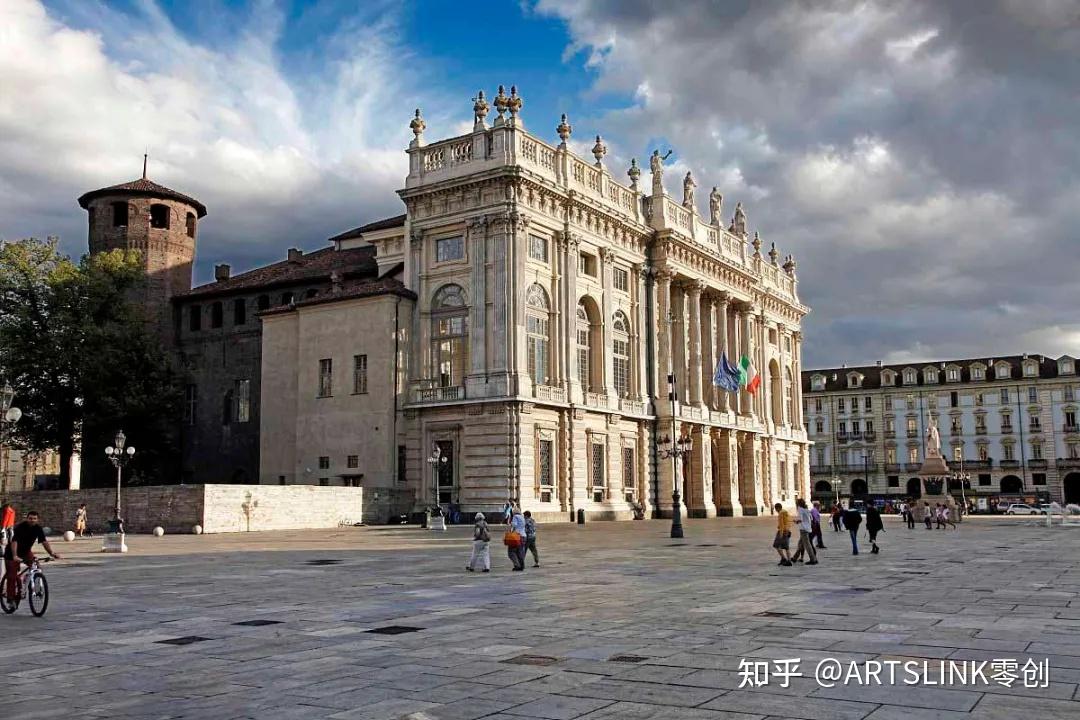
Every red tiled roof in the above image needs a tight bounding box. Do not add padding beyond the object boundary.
[179,246,377,300]
[328,214,406,243]
[259,277,416,315]
[78,177,207,217]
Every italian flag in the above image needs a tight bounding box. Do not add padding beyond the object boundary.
[738,355,761,394]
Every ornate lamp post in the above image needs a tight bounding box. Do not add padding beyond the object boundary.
[951,453,970,521]
[658,431,692,539]
[1,382,23,493]
[425,444,447,532]
[103,430,135,553]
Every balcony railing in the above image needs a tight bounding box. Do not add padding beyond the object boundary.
[533,384,567,403]
[834,463,877,473]
[1056,458,1080,469]
[680,404,704,421]
[862,430,877,442]
[975,427,987,435]
[1028,425,1043,433]
[619,398,647,415]
[963,460,992,470]
[885,463,901,473]
[1000,426,1013,434]
[811,465,833,475]
[413,384,465,403]
[836,432,849,443]
[1064,424,1079,434]
[884,430,896,439]
[907,429,918,438]
[999,459,1020,469]
[1028,459,1048,469]
[905,463,922,472]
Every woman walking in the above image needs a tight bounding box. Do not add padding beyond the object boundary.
[507,506,527,571]
[865,505,884,554]
[773,503,793,566]
[467,512,491,572]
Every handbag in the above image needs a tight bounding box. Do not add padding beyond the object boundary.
[503,530,521,548]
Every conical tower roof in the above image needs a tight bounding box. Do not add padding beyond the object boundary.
[78,176,206,217]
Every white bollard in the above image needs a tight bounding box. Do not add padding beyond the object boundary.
[192,525,203,535]
[63,530,75,542]
[153,526,165,537]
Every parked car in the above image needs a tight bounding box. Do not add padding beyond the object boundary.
[1005,503,1044,515]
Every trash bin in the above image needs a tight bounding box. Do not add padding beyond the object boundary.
[576,508,586,525]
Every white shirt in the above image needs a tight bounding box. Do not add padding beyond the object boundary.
[797,506,813,532]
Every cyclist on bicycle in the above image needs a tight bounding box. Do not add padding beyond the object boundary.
[4,511,60,601]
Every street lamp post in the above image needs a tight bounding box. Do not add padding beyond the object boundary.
[659,371,691,538]
[951,454,969,521]
[425,444,447,531]
[103,429,135,553]
[1,382,23,493]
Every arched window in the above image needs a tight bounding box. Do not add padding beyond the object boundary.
[612,310,631,398]
[784,367,794,424]
[525,284,550,384]
[576,300,600,392]
[150,203,170,229]
[769,360,782,424]
[186,212,196,238]
[432,284,468,388]
[111,201,128,227]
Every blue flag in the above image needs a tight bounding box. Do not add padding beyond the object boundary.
[713,351,741,392]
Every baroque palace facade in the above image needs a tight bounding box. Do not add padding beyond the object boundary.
[77,87,810,523]
[803,354,1080,506]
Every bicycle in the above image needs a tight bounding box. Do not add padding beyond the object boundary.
[1,557,52,617]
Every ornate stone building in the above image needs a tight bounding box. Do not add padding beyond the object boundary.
[78,88,811,522]
[803,354,1080,507]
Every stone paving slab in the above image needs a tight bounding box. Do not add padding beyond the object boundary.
[1,516,1078,719]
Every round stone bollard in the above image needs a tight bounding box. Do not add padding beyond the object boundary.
[63,530,76,542]
[153,526,165,537]
[192,525,203,535]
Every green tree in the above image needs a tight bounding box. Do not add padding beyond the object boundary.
[0,237,181,487]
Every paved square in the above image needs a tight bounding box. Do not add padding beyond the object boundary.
[3,515,1079,719]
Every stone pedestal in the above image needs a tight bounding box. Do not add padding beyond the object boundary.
[101,532,128,553]
[430,515,446,532]
[918,454,958,517]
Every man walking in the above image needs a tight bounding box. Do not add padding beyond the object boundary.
[790,499,819,565]
[865,504,884,554]
[810,501,826,549]
[831,504,843,532]
[923,501,933,529]
[905,500,916,529]
[843,505,863,555]
[467,512,491,572]
[523,511,540,568]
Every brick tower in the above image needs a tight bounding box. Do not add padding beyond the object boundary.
[78,158,206,346]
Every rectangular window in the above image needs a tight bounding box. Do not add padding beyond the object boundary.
[887,475,899,488]
[885,447,896,464]
[577,329,590,389]
[909,447,918,464]
[1003,444,1014,461]
[184,384,197,426]
[885,418,895,433]
[978,445,988,460]
[622,446,635,496]
[1028,387,1038,404]
[837,398,845,412]
[953,446,962,462]
[1069,444,1079,459]
[1033,472,1046,485]
[527,315,550,383]
[1001,414,1012,429]
[950,391,958,408]
[578,252,597,277]
[1031,443,1043,460]
[1000,388,1010,403]
[973,367,985,380]
[538,439,554,487]
[865,420,874,433]
[436,236,464,262]
[884,396,893,411]
[347,455,359,469]
[975,393,983,406]
[947,367,960,382]
[976,415,986,430]
[1066,410,1077,427]
[528,234,549,263]
[591,443,605,487]
[397,445,406,484]
[233,299,246,326]
[838,421,847,434]
[613,338,631,398]
[814,398,822,413]
[236,379,250,423]
[353,354,368,394]
[613,267,629,292]
[1066,386,1075,402]
[815,448,826,466]
[189,305,201,331]
[951,416,961,433]
[318,358,333,397]
[815,418,824,434]
[864,396,872,411]
[318,456,330,469]
[978,473,991,486]
[852,420,860,434]
[1030,416,1041,430]
[906,417,917,434]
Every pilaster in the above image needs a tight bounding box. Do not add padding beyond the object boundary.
[714,428,743,516]
[687,279,704,408]
[686,424,716,517]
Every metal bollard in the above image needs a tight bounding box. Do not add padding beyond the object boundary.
[576,508,586,525]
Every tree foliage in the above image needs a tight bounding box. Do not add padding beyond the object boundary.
[0,238,182,487]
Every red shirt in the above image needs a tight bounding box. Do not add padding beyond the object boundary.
[1,506,15,529]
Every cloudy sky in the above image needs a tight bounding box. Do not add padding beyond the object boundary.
[2,0,1078,368]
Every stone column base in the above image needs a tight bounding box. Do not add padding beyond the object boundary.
[101,532,128,553]
[716,502,744,517]
[687,506,717,519]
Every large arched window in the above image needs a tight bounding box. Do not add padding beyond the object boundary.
[784,367,794,424]
[576,299,601,392]
[526,284,551,384]
[432,284,468,388]
[612,311,631,398]
[769,359,782,424]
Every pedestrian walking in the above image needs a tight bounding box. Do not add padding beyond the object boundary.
[905,501,916,529]
[923,501,933,529]
[773,503,793,566]
[831,504,842,532]
[502,498,514,525]
[810,501,826,549]
[467,512,491,572]
[942,504,957,529]
[843,506,862,555]
[865,505,884,554]
[790,499,819,565]
[506,506,527,571]
[523,510,540,567]
[935,503,946,529]
[74,503,89,538]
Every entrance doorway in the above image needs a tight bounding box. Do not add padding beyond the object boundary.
[1064,472,1080,505]
[1000,475,1023,494]
[906,477,922,498]
[436,440,455,504]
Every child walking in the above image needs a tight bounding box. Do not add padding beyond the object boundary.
[523,511,540,568]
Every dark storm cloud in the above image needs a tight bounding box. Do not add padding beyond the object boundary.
[536,0,1080,366]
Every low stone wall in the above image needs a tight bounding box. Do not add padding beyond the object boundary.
[2,484,363,534]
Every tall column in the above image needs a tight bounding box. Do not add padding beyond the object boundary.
[655,268,674,406]
[777,323,788,427]
[565,234,581,400]
[687,425,716,517]
[740,305,754,417]
[490,215,510,375]
[703,294,717,412]
[600,247,617,399]
[755,309,768,421]
[508,212,529,394]
[714,429,743,516]
[634,264,650,401]
[467,217,488,380]
[792,331,804,427]
[672,286,688,409]
[687,280,704,408]
[716,295,731,413]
